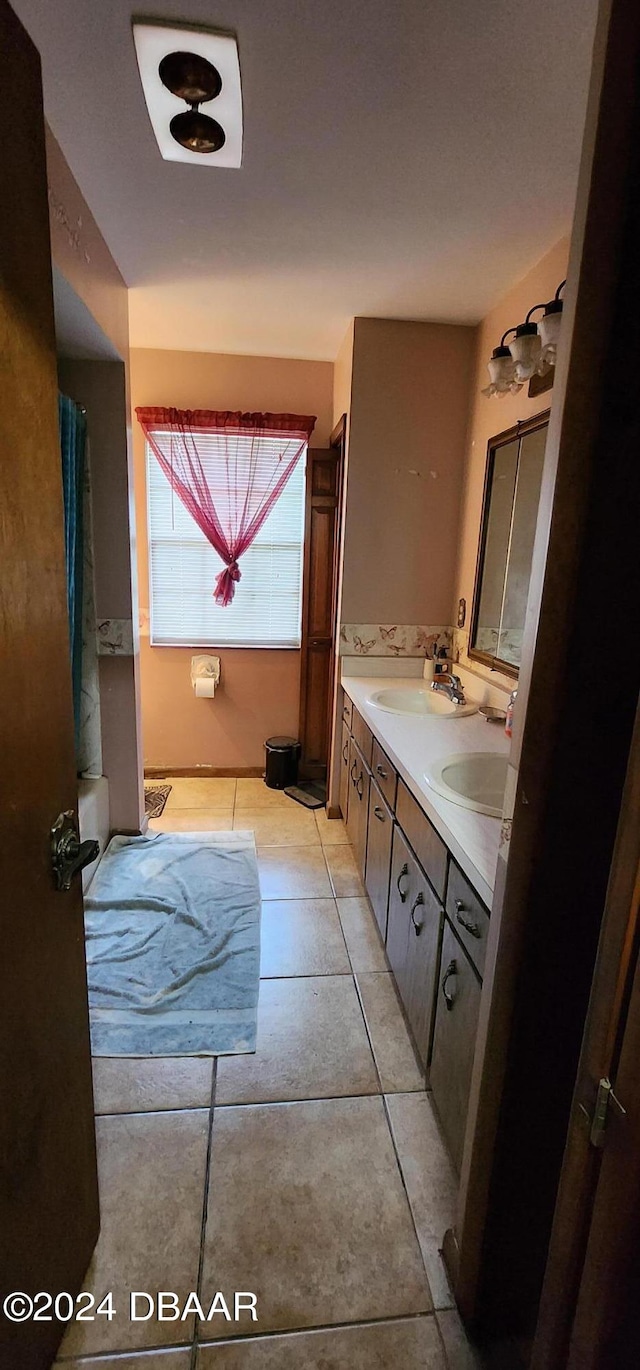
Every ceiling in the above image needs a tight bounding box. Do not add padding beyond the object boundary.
[15,0,597,360]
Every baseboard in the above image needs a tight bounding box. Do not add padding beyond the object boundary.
[326,804,343,820]
[144,767,264,778]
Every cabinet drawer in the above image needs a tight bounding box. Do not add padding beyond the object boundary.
[365,780,394,939]
[387,827,443,1068]
[346,737,370,879]
[371,739,397,812]
[446,862,490,979]
[339,722,350,823]
[342,693,353,730]
[430,919,482,1171]
[396,779,448,901]
[352,707,374,768]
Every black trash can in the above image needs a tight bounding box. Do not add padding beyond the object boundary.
[264,736,301,789]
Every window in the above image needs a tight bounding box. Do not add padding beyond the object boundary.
[146,435,307,648]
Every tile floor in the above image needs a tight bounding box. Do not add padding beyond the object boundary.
[56,778,482,1369]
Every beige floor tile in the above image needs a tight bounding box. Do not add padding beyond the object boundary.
[149,809,234,833]
[337,896,388,972]
[92,1057,213,1115]
[56,1353,191,1368]
[233,808,320,846]
[436,1309,484,1369]
[201,1096,431,1339]
[235,779,291,809]
[257,846,332,899]
[324,843,365,897]
[314,810,349,845]
[357,973,425,1093]
[58,1111,208,1358]
[260,899,350,977]
[198,1316,446,1366]
[386,1092,457,1308]
[215,976,378,1105]
[165,777,237,810]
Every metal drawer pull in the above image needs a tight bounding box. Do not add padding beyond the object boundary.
[343,741,349,764]
[410,892,424,935]
[356,772,364,799]
[396,863,409,903]
[373,805,385,822]
[455,898,481,938]
[350,761,357,783]
[442,959,457,1010]
[376,764,388,779]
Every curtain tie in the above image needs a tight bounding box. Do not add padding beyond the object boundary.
[214,560,241,607]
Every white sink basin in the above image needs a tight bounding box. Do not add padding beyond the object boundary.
[369,687,478,719]
[424,751,508,817]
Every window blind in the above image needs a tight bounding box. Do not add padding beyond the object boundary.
[146,435,306,648]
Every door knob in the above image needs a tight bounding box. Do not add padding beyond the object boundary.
[51,811,100,891]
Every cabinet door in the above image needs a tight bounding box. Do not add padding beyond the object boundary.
[365,780,394,938]
[387,826,416,1010]
[339,721,350,823]
[346,737,370,878]
[430,919,482,1171]
[405,875,443,1067]
[387,827,442,1068]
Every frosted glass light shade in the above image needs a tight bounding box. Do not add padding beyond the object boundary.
[538,308,562,368]
[509,328,541,382]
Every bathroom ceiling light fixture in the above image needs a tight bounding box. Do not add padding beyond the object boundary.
[482,280,566,398]
[133,23,243,166]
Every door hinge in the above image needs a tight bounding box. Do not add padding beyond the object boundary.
[579,1077,627,1149]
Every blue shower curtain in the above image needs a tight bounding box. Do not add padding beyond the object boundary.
[59,394,87,753]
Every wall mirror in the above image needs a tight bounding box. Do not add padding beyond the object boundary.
[470,411,549,676]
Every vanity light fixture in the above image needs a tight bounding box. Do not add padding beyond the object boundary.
[482,280,566,398]
[133,22,243,166]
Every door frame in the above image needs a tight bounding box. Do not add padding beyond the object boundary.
[297,416,346,780]
[447,0,640,1342]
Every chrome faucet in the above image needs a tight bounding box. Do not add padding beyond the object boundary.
[431,673,466,705]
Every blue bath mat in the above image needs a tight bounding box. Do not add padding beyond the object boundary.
[85,831,261,1057]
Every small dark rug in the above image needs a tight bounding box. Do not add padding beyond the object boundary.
[144,783,172,818]
[284,780,326,810]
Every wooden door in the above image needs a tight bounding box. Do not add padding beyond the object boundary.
[0,5,99,1366]
[365,781,393,938]
[430,920,482,1171]
[339,722,350,824]
[530,701,640,1369]
[298,446,342,779]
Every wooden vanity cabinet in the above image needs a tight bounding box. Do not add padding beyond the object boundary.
[339,722,350,825]
[340,689,488,1163]
[430,918,482,1171]
[365,779,394,938]
[446,860,490,979]
[371,738,397,810]
[387,826,443,1067]
[346,736,370,878]
[396,779,448,901]
[352,708,374,768]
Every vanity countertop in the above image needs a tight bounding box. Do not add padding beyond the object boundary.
[341,675,509,908]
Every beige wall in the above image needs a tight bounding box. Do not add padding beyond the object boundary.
[130,347,333,771]
[453,237,570,691]
[341,318,477,625]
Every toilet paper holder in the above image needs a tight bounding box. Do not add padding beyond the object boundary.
[191,655,221,697]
